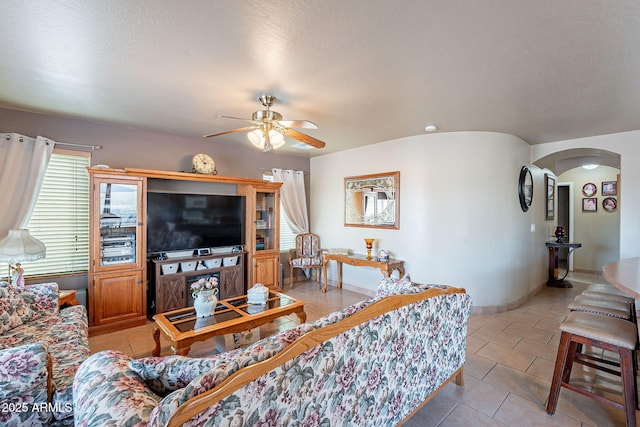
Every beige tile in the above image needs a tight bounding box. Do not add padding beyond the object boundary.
[471,326,523,349]
[443,375,509,417]
[466,333,488,354]
[494,393,582,426]
[464,353,497,380]
[514,338,559,361]
[409,391,458,426]
[555,386,630,426]
[525,355,558,382]
[503,323,554,344]
[476,342,536,372]
[484,364,551,406]
[439,403,508,426]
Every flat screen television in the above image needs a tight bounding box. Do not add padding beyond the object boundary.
[146,192,245,254]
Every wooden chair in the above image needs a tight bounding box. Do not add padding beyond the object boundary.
[288,233,322,287]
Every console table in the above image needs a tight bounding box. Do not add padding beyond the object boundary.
[545,241,582,288]
[322,253,405,293]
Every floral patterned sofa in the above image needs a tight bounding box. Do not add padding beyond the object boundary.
[0,282,89,426]
[74,281,473,426]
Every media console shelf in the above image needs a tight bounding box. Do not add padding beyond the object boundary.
[87,166,281,334]
[149,252,245,315]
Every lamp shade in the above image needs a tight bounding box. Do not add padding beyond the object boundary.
[247,129,285,150]
[0,229,46,262]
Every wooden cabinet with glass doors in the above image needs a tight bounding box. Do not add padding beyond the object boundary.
[238,182,282,291]
[88,169,147,335]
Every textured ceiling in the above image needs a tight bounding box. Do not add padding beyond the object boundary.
[1,0,640,157]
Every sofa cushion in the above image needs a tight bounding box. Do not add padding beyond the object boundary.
[0,342,49,400]
[0,284,34,334]
[18,282,60,319]
[129,356,223,396]
[376,276,415,297]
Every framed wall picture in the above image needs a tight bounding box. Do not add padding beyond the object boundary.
[582,183,597,197]
[518,166,533,212]
[344,171,400,229]
[545,174,555,220]
[602,181,617,196]
[582,197,598,212]
[603,197,617,212]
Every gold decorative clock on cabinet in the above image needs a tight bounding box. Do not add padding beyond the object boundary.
[192,153,217,175]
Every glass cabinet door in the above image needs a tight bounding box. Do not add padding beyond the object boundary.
[99,182,140,267]
[255,191,276,251]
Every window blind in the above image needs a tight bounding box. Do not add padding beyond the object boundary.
[25,149,90,277]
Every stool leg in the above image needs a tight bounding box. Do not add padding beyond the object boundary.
[547,331,573,414]
[619,347,637,427]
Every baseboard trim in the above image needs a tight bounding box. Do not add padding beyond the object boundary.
[471,282,547,314]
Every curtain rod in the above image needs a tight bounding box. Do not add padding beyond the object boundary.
[259,168,308,175]
[54,141,102,150]
[3,134,102,150]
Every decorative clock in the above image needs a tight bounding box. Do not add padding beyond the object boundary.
[518,166,533,212]
[192,153,217,175]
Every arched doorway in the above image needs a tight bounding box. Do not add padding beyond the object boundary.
[534,148,621,273]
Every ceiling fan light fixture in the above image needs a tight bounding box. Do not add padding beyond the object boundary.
[248,129,264,148]
[270,130,285,149]
[247,129,285,150]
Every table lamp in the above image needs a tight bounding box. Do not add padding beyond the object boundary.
[0,229,46,288]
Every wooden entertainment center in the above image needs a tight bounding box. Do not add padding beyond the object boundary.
[87,167,281,335]
[149,252,244,314]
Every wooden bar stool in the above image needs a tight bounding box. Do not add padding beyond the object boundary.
[569,295,632,320]
[547,312,638,426]
[586,283,633,297]
[582,287,636,324]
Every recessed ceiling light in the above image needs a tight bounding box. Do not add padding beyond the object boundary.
[582,164,599,170]
[424,124,438,132]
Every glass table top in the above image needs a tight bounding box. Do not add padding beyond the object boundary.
[164,292,298,333]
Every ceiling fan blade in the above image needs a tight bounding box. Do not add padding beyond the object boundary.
[203,126,257,138]
[218,114,254,122]
[278,120,318,129]
[282,128,326,149]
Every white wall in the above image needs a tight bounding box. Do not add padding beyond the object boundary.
[311,131,550,309]
[532,131,640,259]
[557,166,620,272]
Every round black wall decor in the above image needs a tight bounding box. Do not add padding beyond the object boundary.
[518,166,533,212]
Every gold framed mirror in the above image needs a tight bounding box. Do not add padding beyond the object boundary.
[344,171,400,229]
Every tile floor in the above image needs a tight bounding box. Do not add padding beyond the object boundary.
[88,272,635,426]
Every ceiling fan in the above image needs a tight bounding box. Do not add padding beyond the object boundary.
[203,95,326,152]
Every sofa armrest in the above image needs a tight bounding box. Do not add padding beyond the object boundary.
[20,283,59,315]
[0,342,51,400]
[74,350,161,426]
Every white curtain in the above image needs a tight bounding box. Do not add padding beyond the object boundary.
[0,133,55,239]
[272,169,309,234]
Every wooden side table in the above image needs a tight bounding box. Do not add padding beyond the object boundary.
[322,253,405,293]
[59,289,79,307]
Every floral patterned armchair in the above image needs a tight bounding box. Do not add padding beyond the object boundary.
[74,281,473,426]
[0,282,89,426]
[288,233,323,286]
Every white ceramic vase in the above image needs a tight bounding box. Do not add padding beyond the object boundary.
[193,288,218,318]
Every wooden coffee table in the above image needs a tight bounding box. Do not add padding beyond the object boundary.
[152,292,306,356]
